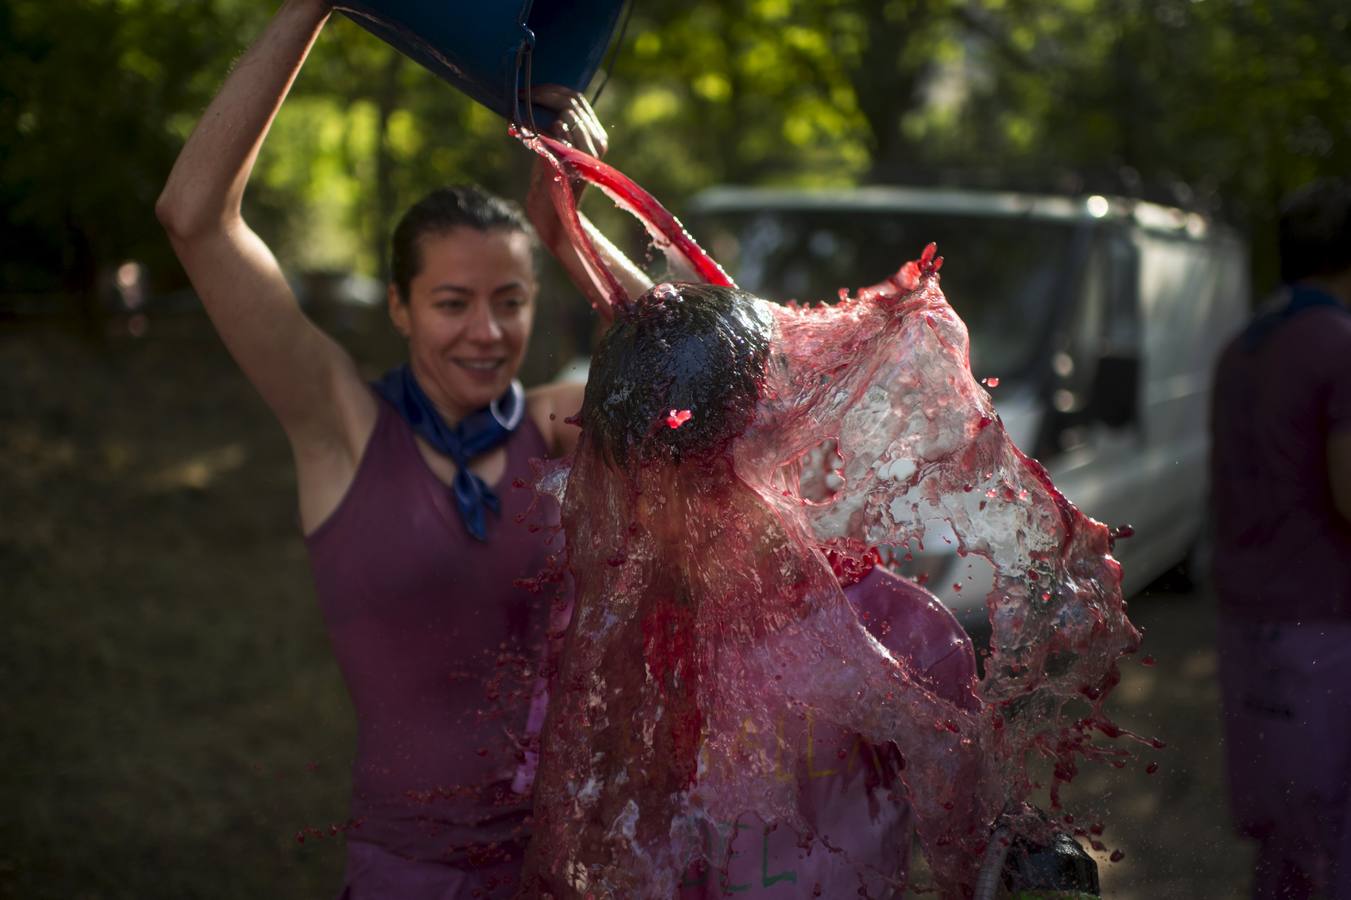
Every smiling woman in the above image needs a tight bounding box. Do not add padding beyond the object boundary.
[151,2,620,897]
[385,189,540,426]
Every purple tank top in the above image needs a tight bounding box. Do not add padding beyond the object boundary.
[305,396,564,866]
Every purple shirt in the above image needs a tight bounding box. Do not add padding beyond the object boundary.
[678,566,978,897]
[306,396,563,867]
[1210,297,1351,622]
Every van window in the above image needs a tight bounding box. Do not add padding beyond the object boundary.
[1136,234,1222,388]
[693,209,1076,380]
[1065,240,1107,387]
[1101,233,1141,356]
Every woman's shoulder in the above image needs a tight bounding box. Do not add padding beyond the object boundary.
[526,380,586,456]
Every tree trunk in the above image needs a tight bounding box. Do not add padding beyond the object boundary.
[848,0,941,178]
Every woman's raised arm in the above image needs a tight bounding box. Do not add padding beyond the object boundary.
[155,0,375,463]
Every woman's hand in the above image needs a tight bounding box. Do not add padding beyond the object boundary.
[530,84,608,160]
[525,85,608,224]
[523,85,651,312]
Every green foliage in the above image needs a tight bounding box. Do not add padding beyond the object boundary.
[602,0,873,195]
[1,0,1346,301]
[1,0,236,293]
[951,0,1351,287]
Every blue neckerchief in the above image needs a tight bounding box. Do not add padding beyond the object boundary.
[1241,284,1347,351]
[372,365,525,541]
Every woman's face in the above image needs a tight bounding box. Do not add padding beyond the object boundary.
[389,226,537,422]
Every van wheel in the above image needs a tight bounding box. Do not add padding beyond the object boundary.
[1169,526,1214,594]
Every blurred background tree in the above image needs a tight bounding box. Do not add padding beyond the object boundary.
[1,0,248,324]
[2,0,1347,314]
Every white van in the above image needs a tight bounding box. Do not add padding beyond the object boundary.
[686,186,1250,632]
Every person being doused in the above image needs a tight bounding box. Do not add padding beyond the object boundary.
[520,265,1137,897]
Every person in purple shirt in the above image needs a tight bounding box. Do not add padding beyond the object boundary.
[157,4,982,898]
[1210,178,1351,900]
[154,2,629,895]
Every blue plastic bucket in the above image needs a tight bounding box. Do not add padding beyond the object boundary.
[335,1,625,125]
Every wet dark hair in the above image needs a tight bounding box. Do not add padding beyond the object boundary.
[583,283,773,468]
[389,185,539,301]
[1279,178,1351,283]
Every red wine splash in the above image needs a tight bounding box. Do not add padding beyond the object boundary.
[513,128,735,320]
[517,133,1146,898]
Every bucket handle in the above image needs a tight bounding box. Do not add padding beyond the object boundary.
[588,0,632,109]
[511,0,633,132]
[511,0,539,132]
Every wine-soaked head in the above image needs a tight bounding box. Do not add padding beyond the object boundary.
[583,282,774,467]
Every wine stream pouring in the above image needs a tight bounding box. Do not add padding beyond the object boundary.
[516,130,1151,898]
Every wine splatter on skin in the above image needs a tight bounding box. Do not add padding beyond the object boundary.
[514,131,1147,897]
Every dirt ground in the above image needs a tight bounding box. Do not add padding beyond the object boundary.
[1,317,1254,898]
[1054,587,1253,899]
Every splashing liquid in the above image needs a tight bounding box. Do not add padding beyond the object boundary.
[515,131,1144,898]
